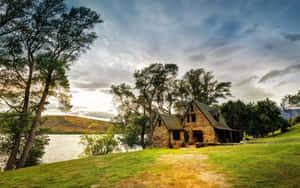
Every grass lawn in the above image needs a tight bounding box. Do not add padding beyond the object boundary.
[201,124,300,188]
[1,124,300,187]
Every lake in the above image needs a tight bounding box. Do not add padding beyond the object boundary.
[0,134,143,171]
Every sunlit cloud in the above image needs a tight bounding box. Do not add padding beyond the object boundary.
[52,0,300,119]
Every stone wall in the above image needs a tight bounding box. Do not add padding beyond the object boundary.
[153,119,170,148]
[183,103,218,143]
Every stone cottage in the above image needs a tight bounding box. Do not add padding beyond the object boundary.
[152,101,242,148]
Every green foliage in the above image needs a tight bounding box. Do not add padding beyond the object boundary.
[182,68,232,106]
[80,127,119,157]
[24,133,50,167]
[119,114,149,148]
[220,100,250,131]
[121,127,140,148]
[0,114,49,167]
[0,0,103,169]
[221,98,290,137]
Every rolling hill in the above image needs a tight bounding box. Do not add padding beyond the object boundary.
[41,115,112,134]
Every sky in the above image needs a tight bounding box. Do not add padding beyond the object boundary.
[47,0,300,120]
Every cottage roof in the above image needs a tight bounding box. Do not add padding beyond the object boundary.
[159,114,183,130]
[193,101,234,131]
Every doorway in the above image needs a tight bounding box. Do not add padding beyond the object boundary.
[193,131,203,143]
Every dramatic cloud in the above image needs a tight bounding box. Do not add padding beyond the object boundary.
[283,33,300,42]
[235,76,258,87]
[259,64,300,83]
[43,0,300,119]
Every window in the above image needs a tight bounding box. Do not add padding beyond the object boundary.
[173,131,181,140]
[191,105,194,112]
[191,114,196,122]
[187,115,190,122]
[158,119,161,127]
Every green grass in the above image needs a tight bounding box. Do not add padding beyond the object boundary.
[1,124,300,187]
[0,150,159,188]
[201,124,300,188]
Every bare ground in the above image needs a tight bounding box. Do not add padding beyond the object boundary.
[116,153,230,188]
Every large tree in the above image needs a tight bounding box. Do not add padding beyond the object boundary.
[183,68,232,106]
[111,63,178,146]
[0,0,102,170]
[134,63,178,145]
[18,5,102,169]
[2,0,68,170]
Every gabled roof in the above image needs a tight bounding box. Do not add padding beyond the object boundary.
[193,101,234,131]
[159,114,183,130]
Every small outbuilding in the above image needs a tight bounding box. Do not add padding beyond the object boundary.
[152,114,184,148]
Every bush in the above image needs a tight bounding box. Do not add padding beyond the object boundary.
[79,126,119,157]
[120,127,140,148]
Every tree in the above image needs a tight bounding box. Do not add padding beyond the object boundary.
[111,83,148,148]
[134,63,178,145]
[221,99,289,137]
[111,63,178,146]
[17,4,102,168]
[220,100,250,131]
[0,0,33,36]
[2,0,68,170]
[0,0,102,170]
[183,69,232,105]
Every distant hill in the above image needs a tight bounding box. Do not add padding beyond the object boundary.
[281,109,300,120]
[41,115,112,134]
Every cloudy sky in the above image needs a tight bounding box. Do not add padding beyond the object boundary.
[47,0,300,119]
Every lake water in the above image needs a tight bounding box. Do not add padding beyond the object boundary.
[0,134,143,171]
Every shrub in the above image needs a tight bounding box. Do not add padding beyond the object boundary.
[120,127,140,148]
[79,126,119,157]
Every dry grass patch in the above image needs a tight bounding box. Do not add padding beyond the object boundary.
[119,153,230,188]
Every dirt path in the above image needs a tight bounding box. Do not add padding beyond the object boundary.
[118,153,230,188]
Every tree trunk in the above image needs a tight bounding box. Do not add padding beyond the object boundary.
[17,73,51,169]
[141,109,146,149]
[5,65,33,171]
[141,123,145,149]
[148,110,154,146]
